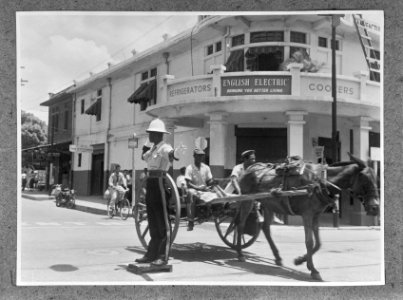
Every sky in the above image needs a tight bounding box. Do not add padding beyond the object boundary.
[17,12,199,123]
[17,11,382,124]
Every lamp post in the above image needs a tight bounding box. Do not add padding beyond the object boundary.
[128,133,139,206]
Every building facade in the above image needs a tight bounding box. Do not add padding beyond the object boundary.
[40,88,74,188]
[68,14,381,225]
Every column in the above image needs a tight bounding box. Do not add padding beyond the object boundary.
[288,63,303,96]
[160,75,175,105]
[285,111,307,157]
[210,65,226,97]
[353,71,369,101]
[353,116,372,160]
[208,112,228,178]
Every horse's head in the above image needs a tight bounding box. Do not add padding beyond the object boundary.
[348,153,380,216]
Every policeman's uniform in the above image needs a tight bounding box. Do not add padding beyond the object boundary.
[137,119,174,265]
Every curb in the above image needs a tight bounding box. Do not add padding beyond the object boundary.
[74,202,107,216]
[22,194,54,201]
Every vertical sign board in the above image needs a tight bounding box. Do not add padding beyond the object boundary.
[221,75,292,96]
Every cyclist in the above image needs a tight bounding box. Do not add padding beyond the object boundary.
[107,164,128,215]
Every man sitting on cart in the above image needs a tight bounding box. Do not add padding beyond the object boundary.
[224,149,256,195]
[185,148,216,231]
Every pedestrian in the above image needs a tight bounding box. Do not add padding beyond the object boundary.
[123,170,133,205]
[176,166,187,197]
[224,149,256,195]
[184,148,215,231]
[134,118,176,267]
[22,170,27,191]
[106,164,127,215]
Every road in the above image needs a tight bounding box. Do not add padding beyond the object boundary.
[19,198,383,285]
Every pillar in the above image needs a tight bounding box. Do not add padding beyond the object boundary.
[208,112,228,178]
[210,65,226,97]
[160,74,175,105]
[285,111,307,158]
[353,116,372,160]
[287,63,303,96]
[353,71,369,101]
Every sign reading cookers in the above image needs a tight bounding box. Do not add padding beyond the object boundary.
[221,75,292,96]
[69,144,93,153]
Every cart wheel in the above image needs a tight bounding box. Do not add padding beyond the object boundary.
[214,212,261,249]
[133,173,181,250]
[119,198,131,220]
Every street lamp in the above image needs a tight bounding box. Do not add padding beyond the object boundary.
[128,133,139,206]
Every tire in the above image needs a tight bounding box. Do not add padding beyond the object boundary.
[214,209,262,250]
[119,198,131,220]
[55,195,61,207]
[67,196,75,209]
[133,173,181,250]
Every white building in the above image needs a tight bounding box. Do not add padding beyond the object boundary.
[69,13,381,225]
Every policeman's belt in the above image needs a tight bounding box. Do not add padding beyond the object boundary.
[148,170,167,177]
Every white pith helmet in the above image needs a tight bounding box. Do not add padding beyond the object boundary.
[146,118,170,134]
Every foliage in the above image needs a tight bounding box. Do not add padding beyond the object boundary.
[21,110,48,149]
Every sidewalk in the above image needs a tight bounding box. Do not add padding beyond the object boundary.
[21,190,107,215]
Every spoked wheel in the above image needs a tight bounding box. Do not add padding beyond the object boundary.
[214,211,262,250]
[119,198,131,220]
[133,173,181,250]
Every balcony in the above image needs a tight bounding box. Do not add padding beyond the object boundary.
[147,64,380,126]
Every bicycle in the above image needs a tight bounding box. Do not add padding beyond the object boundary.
[106,186,131,220]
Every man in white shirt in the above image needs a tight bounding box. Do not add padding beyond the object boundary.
[224,149,256,194]
[176,166,187,196]
[185,148,215,231]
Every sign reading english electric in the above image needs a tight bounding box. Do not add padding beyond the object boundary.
[221,75,292,96]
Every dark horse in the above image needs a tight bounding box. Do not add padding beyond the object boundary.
[236,153,379,281]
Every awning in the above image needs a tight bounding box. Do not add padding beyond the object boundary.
[85,101,98,115]
[225,50,244,72]
[127,80,156,104]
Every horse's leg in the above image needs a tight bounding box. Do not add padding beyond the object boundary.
[295,214,321,280]
[261,209,282,266]
[311,213,321,256]
[236,201,254,262]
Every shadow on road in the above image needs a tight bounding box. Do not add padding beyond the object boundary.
[126,242,318,282]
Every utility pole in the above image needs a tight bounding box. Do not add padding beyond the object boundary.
[331,15,343,163]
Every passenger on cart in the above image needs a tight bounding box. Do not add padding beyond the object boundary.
[185,148,216,231]
[224,149,256,195]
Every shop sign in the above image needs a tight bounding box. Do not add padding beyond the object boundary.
[314,146,324,160]
[355,17,381,35]
[168,78,213,101]
[301,77,359,99]
[69,144,93,153]
[221,75,292,96]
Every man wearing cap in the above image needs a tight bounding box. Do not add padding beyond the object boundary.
[224,150,256,195]
[134,118,176,267]
[184,148,215,231]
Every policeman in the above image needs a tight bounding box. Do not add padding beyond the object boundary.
[135,118,176,266]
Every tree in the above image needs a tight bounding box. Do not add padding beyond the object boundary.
[21,110,48,149]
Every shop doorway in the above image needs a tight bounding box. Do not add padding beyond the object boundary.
[235,127,287,164]
[91,153,104,195]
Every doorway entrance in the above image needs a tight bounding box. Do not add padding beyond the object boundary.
[91,153,104,195]
[235,127,287,164]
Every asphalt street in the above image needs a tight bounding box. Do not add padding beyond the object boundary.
[19,198,383,285]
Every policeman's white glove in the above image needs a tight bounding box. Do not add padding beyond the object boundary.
[173,143,187,160]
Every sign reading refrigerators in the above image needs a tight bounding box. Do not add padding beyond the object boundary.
[221,75,292,96]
